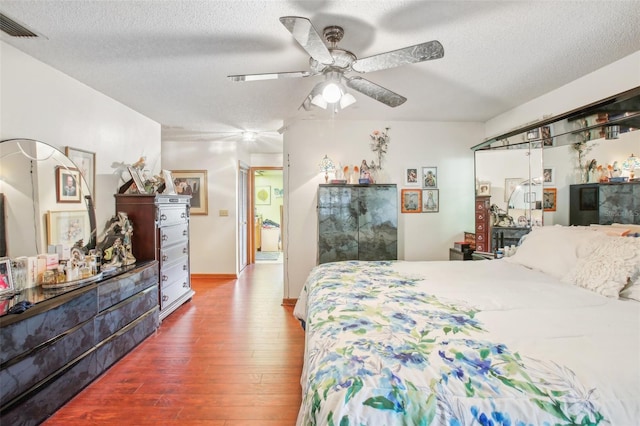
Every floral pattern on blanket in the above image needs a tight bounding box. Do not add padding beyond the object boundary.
[300,261,604,426]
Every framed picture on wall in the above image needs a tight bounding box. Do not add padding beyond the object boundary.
[401,189,422,213]
[543,167,555,185]
[47,210,90,246]
[422,166,437,188]
[404,167,419,185]
[255,185,271,205]
[543,188,557,211]
[422,189,439,213]
[55,167,82,203]
[65,146,96,198]
[172,170,208,215]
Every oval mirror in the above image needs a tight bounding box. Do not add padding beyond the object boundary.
[0,139,96,258]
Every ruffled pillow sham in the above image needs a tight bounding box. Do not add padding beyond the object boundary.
[562,234,640,298]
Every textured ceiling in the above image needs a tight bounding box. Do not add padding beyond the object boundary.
[1,1,639,153]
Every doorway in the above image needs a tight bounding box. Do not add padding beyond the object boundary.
[250,167,283,264]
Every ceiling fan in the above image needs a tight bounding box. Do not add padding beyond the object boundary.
[228,16,444,111]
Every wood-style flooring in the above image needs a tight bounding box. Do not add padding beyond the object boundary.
[43,262,305,425]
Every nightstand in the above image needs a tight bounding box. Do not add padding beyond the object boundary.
[449,248,473,261]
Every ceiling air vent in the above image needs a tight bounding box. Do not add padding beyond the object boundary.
[0,13,40,38]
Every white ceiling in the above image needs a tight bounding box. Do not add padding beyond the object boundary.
[1,1,639,153]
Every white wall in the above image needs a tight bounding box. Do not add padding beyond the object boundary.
[0,41,161,231]
[162,140,242,275]
[283,120,482,299]
[485,51,640,139]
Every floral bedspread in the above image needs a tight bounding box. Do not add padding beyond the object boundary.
[297,261,608,426]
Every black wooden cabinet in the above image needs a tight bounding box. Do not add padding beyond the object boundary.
[570,182,640,225]
[317,184,397,264]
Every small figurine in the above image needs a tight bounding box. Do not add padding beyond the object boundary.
[360,160,373,183]
[96,212,136,268]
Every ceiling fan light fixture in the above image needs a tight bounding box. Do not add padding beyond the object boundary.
[340,92,356,109]
[311,93,328,109]
[322,82,342,103]
[242,131,257,142]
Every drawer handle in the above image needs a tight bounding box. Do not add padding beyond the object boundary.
[182,230,188,236]
[183,265,188,271]
[160,214,167,221]
[162,295,169,301]
[182,248,188,254]
[182,282,189,288]
[162,275,168,281]
[181,213,186,219]
[162,234,168,241]
[162,254,168,261]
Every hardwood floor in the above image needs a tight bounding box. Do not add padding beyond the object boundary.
[43,262,305,425]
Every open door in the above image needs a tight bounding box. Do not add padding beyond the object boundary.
[250,167,283,263]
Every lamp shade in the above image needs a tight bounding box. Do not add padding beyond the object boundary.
[319,155,336,183]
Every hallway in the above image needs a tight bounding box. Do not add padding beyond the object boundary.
[43,263,305,425]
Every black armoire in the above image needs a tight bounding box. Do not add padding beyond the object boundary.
[317,184,397,264]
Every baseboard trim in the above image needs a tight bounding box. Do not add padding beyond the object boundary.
[191,273,238,280]
[282,298,297,306]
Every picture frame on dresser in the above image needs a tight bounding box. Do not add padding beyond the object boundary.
[127,166,148,194]
[477,181,491,196]
[172,170,208,215]
[0,257,14,295]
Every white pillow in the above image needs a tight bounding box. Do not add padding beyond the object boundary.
[505,226,602,279]
[563,235,640,298]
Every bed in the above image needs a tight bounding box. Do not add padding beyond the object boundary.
[293,226,640,425]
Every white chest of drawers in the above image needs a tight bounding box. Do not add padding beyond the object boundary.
[115,194,195,320]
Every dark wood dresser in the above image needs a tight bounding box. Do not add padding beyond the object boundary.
[475,196,491,253]
[115,194,194,320]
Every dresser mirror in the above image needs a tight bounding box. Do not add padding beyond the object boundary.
[0,138,96,258]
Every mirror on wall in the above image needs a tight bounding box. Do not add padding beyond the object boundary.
[0,139,96,258]
[475,143,544,227]
[474,86,640,232]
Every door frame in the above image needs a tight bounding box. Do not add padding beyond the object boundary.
[248,166,283,264]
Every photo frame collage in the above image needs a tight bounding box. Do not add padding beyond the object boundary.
[401,167,439,213]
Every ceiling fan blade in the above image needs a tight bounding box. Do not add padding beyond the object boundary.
[228,71,311,82]
[346,77,407,107]
[279,16,334,65]
[352,40,444,73]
